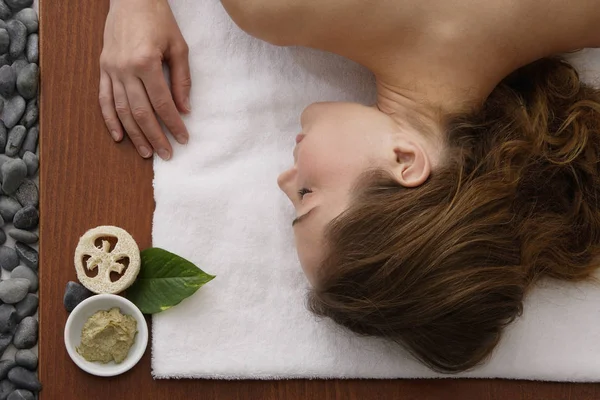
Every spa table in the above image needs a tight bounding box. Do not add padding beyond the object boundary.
[38,0,600,399]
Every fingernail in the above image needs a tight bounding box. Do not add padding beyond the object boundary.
[184,97,191,112]
[111,130,120,141]
[178,135,188,145]
[158,149,171,161]
[139,146,152,158]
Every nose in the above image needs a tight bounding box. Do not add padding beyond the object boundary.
[300,102,325,128]
[277,167,296,193]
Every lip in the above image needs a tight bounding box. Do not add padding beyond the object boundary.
[295,134,305,144]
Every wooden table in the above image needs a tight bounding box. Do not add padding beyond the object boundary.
[38,0,600,398]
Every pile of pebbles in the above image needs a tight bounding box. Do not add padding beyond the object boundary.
[0,0,40,399]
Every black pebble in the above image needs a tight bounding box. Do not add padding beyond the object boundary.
[64,281,94,312]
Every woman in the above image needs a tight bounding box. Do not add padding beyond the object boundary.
[100,0,600,372]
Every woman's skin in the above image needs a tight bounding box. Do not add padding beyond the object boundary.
[100,0,600,285]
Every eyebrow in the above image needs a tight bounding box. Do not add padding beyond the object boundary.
[292,207,318,227]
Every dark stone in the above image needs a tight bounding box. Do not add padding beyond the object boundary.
[0,246,18,271]
[10,266,36,292]
[13,294,36,322]
[5,20,26,60]
[17,126,35,156]
[0,0,10,19]
[0,304,16,333]
[0,29,9,55]
[63,281,94,313]
[14,180,37,207]
[1,96,25,129]
[0,279,28,303]
[0,361,14,380]
[0,125,5,154]
[0,332,12,356]
[24,34,35,64]
[7,367,41,392]
[4,125,25,157]
[0,196,21,222]
[3,0,32,12]
[12,316,37,349]
[0,157,26,194]
[14,243,36,270]
[0,379,15,400]
[13,9,37,34]
[0,55,11,69]
[14,350,36,370]
[8,230,36,244]
[15,64,36,100]
[0,228,6,245]
[0,66,16,98]
[17,101,35,130]
[7,389,34,400]
[20,152,36,177]
[9,61,25,77]
[12,206,36,230]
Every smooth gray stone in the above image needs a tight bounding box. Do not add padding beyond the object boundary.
[0,279,28,303]
[0,332,11,357]
[0,196,21,222]
[17,99,36,130]
[24,34,35,64]
[0,0,10,20]
[0,29,9,55]
[0,379,16,400]
[12,317,36,349]
[0,245,18,271]
[13,294,35,322]
[7,230,36,244]
[0,361,14,381]
[7,389,34,400]
[4,125,25,157]
[13,9,36,34]
[15,64,36,100]
[6,367,40,392]
[0,66,15,98]
[12,206,35,230]
[0,380,15,400]
[0,125,6,155]
[4,0,32,11]
[0,97,4,115]
[0,55,10,69]
[14,180,36,207]
[1,96,24,129]
[14,242,35,270]
[17,125,34,155]
[5,21,25,60]
[20,152,35,177]
[0,305,16,333]
[63,281,93,313]
[9,60,25,77]
[10,266,36,292]
[0,228,5,245]
[14,350,36,371]
[0,157,26,194]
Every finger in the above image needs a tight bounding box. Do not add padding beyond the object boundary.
[112,81,153,158]
[98,71,123,142]
[124,78,173,160]
[166,40,192,114]
[141,67,189,145]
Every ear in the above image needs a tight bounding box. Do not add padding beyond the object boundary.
[392,141,431,187]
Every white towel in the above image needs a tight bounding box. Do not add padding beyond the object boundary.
[151,0,600,380]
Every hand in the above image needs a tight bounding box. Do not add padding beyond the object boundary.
[99,0,191,160]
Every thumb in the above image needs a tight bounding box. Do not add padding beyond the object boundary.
[167,41,192,113]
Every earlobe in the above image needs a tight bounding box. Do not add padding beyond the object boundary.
[393,143,431,187]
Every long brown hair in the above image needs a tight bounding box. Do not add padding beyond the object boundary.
[308,57,600,373]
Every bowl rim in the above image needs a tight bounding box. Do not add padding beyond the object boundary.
[63,293,149,377]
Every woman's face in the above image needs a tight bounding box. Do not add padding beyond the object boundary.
[278,101,439,286]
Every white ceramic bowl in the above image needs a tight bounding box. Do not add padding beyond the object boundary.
[64,293,148,377]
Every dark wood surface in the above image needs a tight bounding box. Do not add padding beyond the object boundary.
[39,0,600,399]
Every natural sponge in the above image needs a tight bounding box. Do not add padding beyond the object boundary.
[74,226,141,294]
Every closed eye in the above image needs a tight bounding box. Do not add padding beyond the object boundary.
[298,188,312,200]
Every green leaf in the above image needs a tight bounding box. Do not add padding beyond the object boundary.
[125,248,215,314]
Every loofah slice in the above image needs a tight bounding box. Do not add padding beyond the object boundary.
[74,226,141,294]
